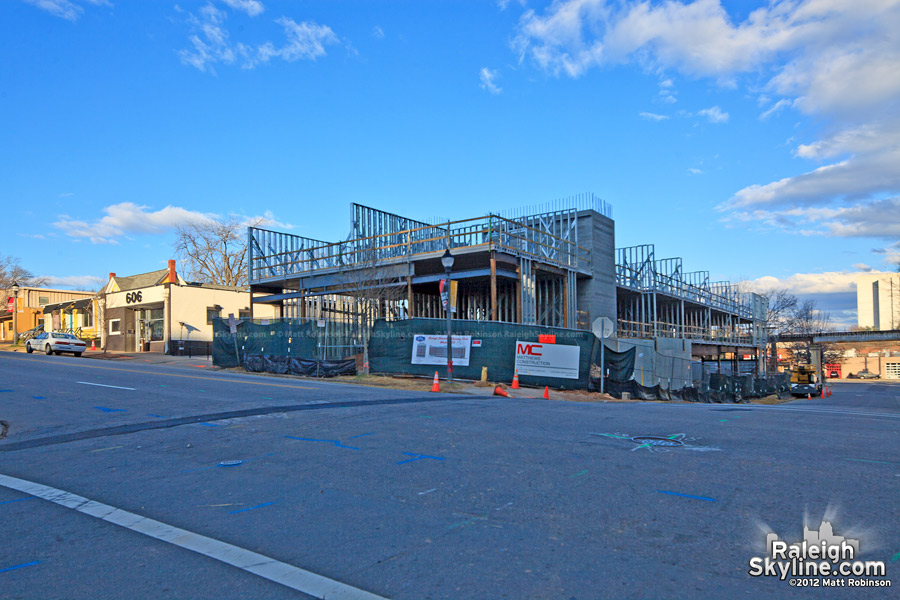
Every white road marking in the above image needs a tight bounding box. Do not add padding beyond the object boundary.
[76,382,136,391]
[0,474,388,600]
[417,488,437,495]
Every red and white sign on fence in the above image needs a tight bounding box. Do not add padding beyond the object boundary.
[514,340,580,380]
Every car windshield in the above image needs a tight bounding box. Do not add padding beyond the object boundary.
[52,333,78,340]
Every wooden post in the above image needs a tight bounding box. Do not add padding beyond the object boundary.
[299,290,306,319]
[407,276,414,318]
[562,276,568,328]
[490,257,498,321]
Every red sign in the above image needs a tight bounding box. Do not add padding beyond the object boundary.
[6,297,13,312]
[538,334,556,344]
[517,343,543,356]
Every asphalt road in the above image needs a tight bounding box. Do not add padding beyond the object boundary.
[1,352,898,599]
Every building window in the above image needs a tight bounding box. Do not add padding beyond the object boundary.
[109,319,121,335]
[239,309,251,319]
[39,296,49,305]
[207,307,221,324]
[142,308,164,342]
[83,311,93,328]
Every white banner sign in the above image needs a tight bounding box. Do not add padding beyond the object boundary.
[514,340,580,379]
[411,334,471,367]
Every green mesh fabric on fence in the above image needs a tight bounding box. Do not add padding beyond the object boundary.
[368,318,608,390]
[213,319,318,367]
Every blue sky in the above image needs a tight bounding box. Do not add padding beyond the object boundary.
[3,0,899,326]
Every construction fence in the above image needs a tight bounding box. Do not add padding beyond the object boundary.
[213,317,782,402]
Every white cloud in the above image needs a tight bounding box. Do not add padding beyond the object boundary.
[688,167,703,175]
[53,203,292,244]
[54,203,216,244]
[220,0,263,17]
[275,17,338,62]
[744,271,872,296]
[23,0,109,21]
[480,67,502,94]
[639,111,668,121]
[697,105,728,123]
[852,263,873,272]
[179,4,338,72]
[372,25,384,40]
[760,98,792,120]
[512,0,900,241]
[43,275,105,290]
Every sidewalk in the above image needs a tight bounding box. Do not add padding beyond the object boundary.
[0,341,214,368]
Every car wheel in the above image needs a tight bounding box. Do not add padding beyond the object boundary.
[26,343,33,354]
[45,344,53,355]
[75,352,82,357]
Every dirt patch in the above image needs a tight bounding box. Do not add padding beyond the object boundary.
[751,395,794,405]
[83,353,136,360]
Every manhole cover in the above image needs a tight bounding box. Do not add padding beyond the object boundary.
[631,436,684,447]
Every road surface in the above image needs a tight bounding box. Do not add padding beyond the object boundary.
[1,352,897,598]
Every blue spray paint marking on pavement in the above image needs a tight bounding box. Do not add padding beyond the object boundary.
[285,436,360,450]
[147,414,166,418]
[892,551,900,562]
[32,396,45,400]
[200,422,219,427]
[0,498,34,506]
[397,452,445,465]
[347,432,375,439]
[658,490,717,502]
[94,407,127,413]
[0,561,39,574]
[229,502,274,514]
[0,390,13,393]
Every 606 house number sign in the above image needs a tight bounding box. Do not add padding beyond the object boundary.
[125,291,143,304]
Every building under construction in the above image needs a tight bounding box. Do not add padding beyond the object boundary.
[248,197,767,369]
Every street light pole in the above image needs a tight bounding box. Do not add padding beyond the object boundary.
[11,281,19,345]
[441,249,455,383]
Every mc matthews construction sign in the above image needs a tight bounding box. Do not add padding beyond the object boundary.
[515,340,580,380]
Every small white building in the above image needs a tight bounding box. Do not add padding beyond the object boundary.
[101,260,277,354]
[856,272,900,330]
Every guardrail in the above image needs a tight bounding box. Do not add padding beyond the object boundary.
[249,215,590,284]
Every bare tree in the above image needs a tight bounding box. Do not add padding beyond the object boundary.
[335,239,407,372]
[765,288,798,335]
[1,254,48,301]
[175,216,262,286]
[784,299,843,366]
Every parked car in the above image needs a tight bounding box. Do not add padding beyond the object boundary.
[25,332,87,357]
[829,370,839,378]
[854,370,880,379]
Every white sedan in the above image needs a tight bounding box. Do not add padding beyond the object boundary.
[26,332,87,357]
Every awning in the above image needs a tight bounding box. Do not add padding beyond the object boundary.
[42,298,93,314]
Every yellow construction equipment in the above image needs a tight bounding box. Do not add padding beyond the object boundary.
[790,365,821,397]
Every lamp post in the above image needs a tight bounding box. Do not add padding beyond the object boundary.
[441,249,455,383]
[11,281,19,344]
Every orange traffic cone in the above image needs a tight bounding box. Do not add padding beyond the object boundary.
[543,386,549,399]
[826,387,832,397]
[90,339,96,351]
[807,393,811,400]
[493,385,511,398]
[431,371,440,393]
[821,387,826,399]
[511,370,520,389]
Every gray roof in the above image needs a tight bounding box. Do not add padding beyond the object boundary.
[114,269,169,291]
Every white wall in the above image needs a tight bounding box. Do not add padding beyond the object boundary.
[169,285,278,342]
